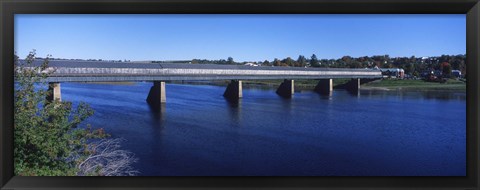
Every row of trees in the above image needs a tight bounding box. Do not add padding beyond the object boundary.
[186,54,466,77]
[264,54,320,67]
[264,54,466,73]
[188,55,320,67]
[191,57,235,64]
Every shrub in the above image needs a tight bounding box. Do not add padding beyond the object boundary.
[14,51,137,176]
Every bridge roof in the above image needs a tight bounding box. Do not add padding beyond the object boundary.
[23,59,376,72]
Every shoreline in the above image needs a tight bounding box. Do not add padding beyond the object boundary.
[361,79,466,91]
[75,80,466,92]
[360,86,466,92]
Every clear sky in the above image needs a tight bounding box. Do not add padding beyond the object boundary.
[15,14,465,62]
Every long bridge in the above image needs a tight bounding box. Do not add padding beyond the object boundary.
[24,60,383,108]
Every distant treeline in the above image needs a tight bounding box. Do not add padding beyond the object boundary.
[183,54,467,77]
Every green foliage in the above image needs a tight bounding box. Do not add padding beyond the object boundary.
[296,55,307,67]
[273,58,282,66]
[262,60,270,66]
[14,51,108,176]
[227,57,234,64]
[282,57,295,66]
[160,54,466,74]
[310,54,320,67]
[441,62,452,77]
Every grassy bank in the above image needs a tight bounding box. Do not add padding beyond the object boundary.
[172,78,466,91]
[78,78,466,91]
[362,79,466,91]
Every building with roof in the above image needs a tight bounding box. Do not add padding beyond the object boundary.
[378,68,405,79]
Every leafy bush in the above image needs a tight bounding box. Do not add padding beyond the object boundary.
[14,51,137,176]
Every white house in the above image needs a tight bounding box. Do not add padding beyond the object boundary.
[244,62,258,66]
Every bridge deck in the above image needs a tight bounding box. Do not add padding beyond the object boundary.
[23,59,383,82]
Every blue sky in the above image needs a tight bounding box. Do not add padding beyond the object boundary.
[15,14,465,62]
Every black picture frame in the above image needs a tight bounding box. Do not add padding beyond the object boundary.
[1,0,479,189]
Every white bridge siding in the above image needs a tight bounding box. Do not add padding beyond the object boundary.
[22,60,382,82]
[20,60,382,107]
[44,67,381,82]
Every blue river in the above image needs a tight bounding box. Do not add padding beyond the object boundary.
[60,82,466,176]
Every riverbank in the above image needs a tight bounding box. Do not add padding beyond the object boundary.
[361,79,466,91]
[171,78,466,91]
[77,78,466,91]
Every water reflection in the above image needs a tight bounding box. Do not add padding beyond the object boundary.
[148,103,166,123]
[318,90,333,100]
[280,96,294,117]
[224,97,242,108]
[316,90,333,97]
[422,91,465,100]
[347,89,360,97]
[224,98,242,126]
[359,89,466,101]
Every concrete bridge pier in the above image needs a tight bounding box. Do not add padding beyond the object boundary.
[46,82,61,102]
[315,79,333,95]
[276,79,294,98]
[147,81,166,107]
[345,78,360,94]
[223,80,243,100]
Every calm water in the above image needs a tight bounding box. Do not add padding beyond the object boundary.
[61,82,466,176]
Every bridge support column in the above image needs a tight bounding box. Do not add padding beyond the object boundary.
[46,82,61,102]
[315,79,333,95]
[276,79,294,98]
[223,80,242,100]
[346,78,360,94]
[147,81,166,107]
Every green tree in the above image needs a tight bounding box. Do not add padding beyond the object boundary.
[441,62,452,77]
[262,60,270,66]
[273,58,282,66]
[404,63,415,75]
[227,57,234,64]
[14,51,137,176]
[282,57,295,67]
[310,54,320,67]
[297,55,307,67]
